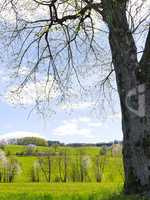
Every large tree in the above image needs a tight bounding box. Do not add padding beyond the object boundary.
[0,0,150,195]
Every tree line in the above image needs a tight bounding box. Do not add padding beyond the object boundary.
[1,137,122,148]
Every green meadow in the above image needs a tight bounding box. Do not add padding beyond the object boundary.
[0,145,144,200]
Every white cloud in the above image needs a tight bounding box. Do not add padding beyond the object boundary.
[0,0,49,23]
[78,117,102,127]
[52,117,104,143]
[78,117,91,123]
[0,131,45,140]
[61,102,94,110]
[0,69,10,84]
[5,77,59,106]
[17,66,31,76]
[53,120,94,139]
[109,112,121,120]
[88,122,102,127]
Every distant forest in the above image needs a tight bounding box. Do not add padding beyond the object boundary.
[0,137,122,147]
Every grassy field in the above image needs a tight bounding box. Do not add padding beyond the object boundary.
[3,145,123,183]
[5,145,101,156]
[0,183,144,200]
[0,145,143,200]
[14,156,123,182]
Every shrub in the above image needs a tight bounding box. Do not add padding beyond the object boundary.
[0,153,21,183]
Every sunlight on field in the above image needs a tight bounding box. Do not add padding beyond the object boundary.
[0,183,142,200]
[0,145,140,200]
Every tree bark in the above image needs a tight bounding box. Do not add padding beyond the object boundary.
[101,0,150,194]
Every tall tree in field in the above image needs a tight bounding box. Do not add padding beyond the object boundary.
[0,0,150,195]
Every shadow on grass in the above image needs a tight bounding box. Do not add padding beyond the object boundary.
[60,192,150,200]
[98,193,148,200]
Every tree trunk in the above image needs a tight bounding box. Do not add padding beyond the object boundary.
[101,0,150,194]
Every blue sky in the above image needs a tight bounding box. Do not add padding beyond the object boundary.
[0,1,127,143]
[0,98,122,143]
[0,35,123,143]
[0,57,122,143]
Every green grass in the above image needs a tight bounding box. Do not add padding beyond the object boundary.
[15,156,37,182]
[12,155,123,183]
[3,145,123,183]
[0,145,142,200]
[0,182,119,193]
[5,145,101,156]
[0,183,145,200]
[0,193,145,200]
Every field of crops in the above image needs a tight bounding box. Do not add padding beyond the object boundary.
[0,145,143,200]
